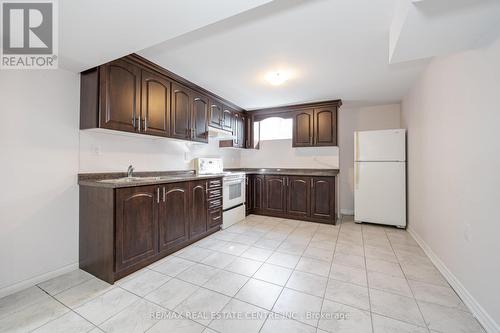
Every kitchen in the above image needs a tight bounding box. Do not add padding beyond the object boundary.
[1,1,499,333]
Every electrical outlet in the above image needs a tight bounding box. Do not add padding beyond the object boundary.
[91,144,101,156]
[464,223,471,242]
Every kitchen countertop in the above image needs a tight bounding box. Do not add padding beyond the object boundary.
[78,170,224,189]
[225,168,339,177]
[78,168,339,189]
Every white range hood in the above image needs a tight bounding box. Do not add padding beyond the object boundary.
[208,126,236,140]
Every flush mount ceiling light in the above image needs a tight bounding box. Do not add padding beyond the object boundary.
[265,70,292,85]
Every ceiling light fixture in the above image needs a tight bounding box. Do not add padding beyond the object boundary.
[265,70,291,86]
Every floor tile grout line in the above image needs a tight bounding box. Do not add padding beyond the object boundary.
[28,287,98,333]
[359,220,376,333]
[384,227,431,332]
[315,213,341,333]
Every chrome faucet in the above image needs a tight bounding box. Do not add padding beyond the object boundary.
[127,165,134,178]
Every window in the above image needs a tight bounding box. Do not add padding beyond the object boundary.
[258,117,293,141]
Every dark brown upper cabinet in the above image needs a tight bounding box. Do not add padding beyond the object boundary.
[99,59,141,133]
[250,100,340,148]
[158,182,189,254]
[209,100,223,129]
[313,107,337,146]
[287,176,310,218]
[292,109,314,147]
[80,54,246,144]
[170,83,191,140]
[115,185,158,273]
[141,69,170,137]
[222,106,234,132]
[191,94,209,143]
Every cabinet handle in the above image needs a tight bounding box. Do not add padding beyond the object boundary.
[162,187,166,202]
[135,117,141,131]
[311,179,313,188]
[157,188,160,203]
[143,117,148,131]
[205,181,208,193]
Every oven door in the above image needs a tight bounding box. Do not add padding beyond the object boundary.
[223,178,245,210]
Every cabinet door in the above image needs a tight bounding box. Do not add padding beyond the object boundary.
[189,180,207,238]
[222,106,233,131]
[245,175,252,215]
[287,176,310,218]
[253,175,264,212]
[311,177,335,222]
[209,100,223,128]
[314,107,337,146]
[171,83,191,139]
[141,70,170,137]
[191,94,209,143]
[115,186,158,272]
[232,112,240,147]
[158,183,189,253]
[292,109,314,147]
[238,114,246,148]
[100,59,141,132]
[265,175,287,213]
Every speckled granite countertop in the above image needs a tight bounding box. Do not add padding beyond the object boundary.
[78,168,339,189]
[225,168,339,176]
[78,170,223,189]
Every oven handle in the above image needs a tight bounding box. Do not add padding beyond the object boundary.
[224,180,245,185]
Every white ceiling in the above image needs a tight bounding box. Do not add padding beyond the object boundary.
[59,0,500,110]
[390,0,500,63]
[59,0,272,71]
[139,0,428,109]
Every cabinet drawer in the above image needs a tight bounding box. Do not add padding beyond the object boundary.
[207,188,222,199]
[208,179,222,189]
[208,198,222,209]
[208,207,222,229]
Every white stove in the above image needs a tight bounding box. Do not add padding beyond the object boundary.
[195,158,246,229]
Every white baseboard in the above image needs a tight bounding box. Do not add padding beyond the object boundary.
[0,262,79,299]
[408,228,499,333]
[340,209,354,215]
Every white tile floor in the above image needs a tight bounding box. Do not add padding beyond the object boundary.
[0,215,485,333]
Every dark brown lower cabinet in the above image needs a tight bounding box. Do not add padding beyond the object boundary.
[79,177,222,284]
[264,175,287,213]
[245,175,252,216]
[287,176,310,218]
[252,175,265,213]
[159,182,189,255]
[311,177,336,220]
[189,180,208,238]
[246,174,336,224]
[115,185,158,273]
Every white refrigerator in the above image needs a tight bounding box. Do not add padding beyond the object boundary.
[354,129,406,228]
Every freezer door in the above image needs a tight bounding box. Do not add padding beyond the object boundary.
[354,162,406,227]
[355,129,406,162]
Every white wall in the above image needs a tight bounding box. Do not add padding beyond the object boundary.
[338,104,401,214]
[79,130,240,173]
[239,139,339,169]
[402,39,500,331]
[0,70,80,296]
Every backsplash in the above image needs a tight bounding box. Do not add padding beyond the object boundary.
[79,130,240,172]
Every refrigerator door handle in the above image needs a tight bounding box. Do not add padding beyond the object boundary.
[355,132,359,162]
[355,162,359,190]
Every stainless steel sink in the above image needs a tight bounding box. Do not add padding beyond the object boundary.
[99,176,162,183]
[99,175,186,184]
